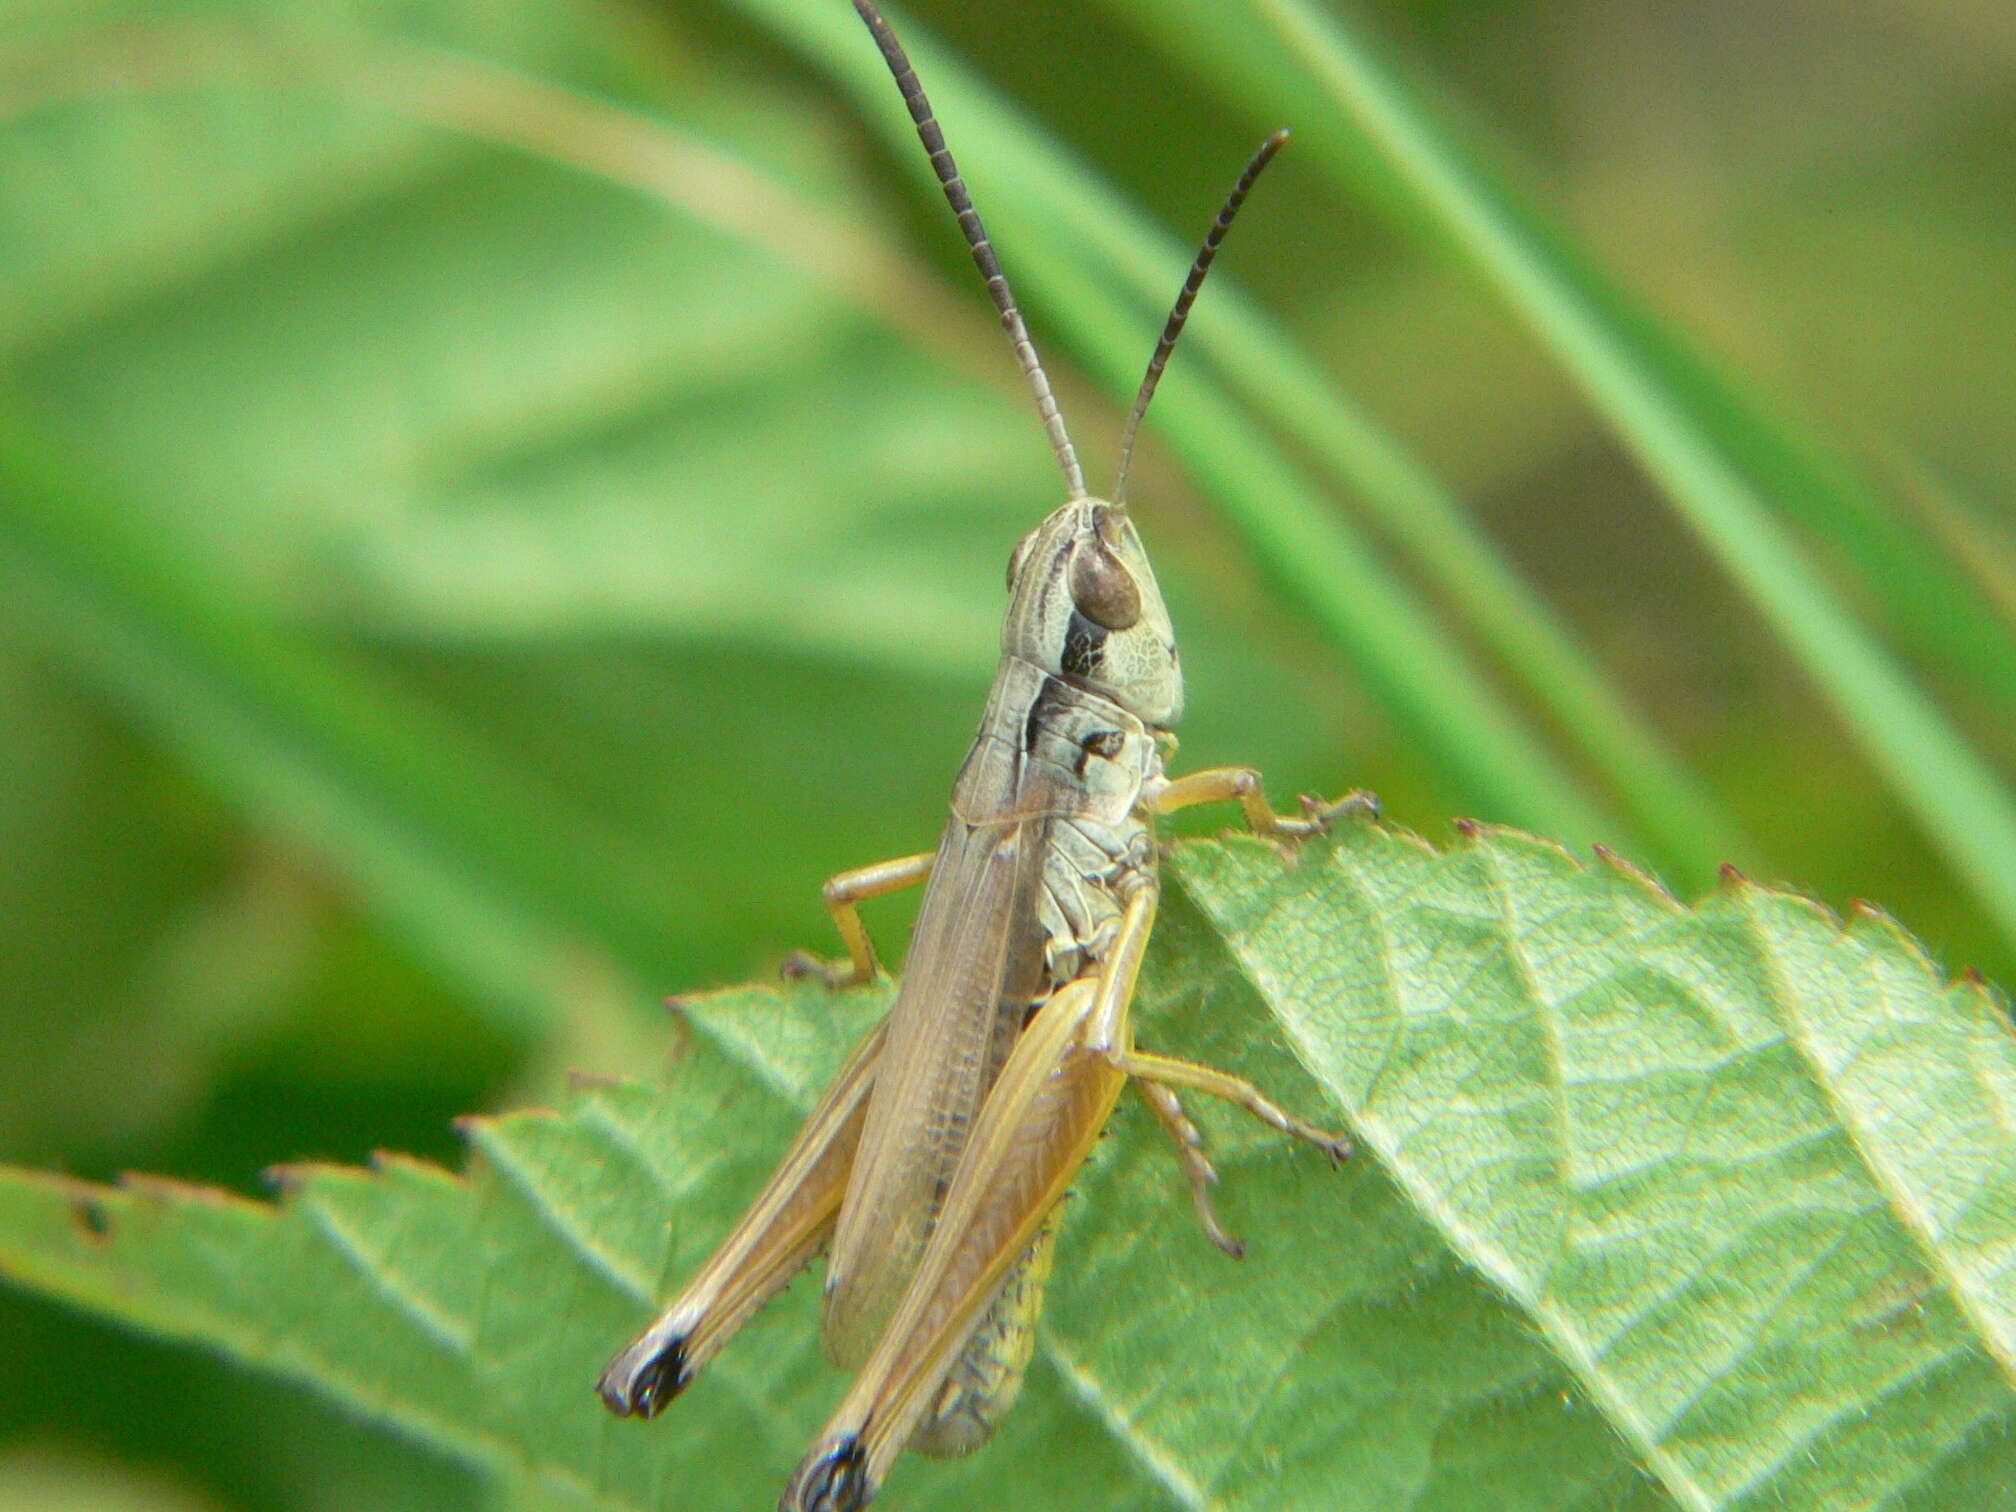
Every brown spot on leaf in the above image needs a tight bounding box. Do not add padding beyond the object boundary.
[70,1196,112,1243]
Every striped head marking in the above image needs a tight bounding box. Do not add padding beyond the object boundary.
[1002,498,1181,729]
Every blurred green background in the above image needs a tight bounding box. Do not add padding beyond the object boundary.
[3,0,2013,1508]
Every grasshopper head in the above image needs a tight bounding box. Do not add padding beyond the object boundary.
[842,1,1281,744]
[1002,498,1182,728]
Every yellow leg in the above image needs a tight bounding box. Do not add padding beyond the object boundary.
[1110,1048,1352,1164]
[1154,766,1378,842]
[1134,1081,1243,1258]
[781,851,935,988]
[783,979,1121,1512]
[600,1016,888,1419]
[778,902,1351,1507]
[1084,884,1348,1245]
[1087,885,1157,1052]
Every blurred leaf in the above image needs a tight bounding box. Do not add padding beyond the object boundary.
[0,5,1072,1026]
[0,411,670,1034]
[0,7,1046,673]
[1891,455,2016,649]
[1102,0,2016,950]
[0,1,646,360]
[0,1446,221,1512]
[0,1288,489,1512]
[0,635,249,1159]
[0,0,1406,1033]
[3,828,2012,1510]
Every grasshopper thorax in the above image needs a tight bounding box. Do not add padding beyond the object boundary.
[1002,498,1182,730]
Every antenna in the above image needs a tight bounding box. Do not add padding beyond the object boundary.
[1113,129,1288,507]
[851,0,1086,500]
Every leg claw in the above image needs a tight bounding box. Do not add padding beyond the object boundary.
[1309,789,1379,830]
[779,950,825,982]
[781,951,867,990]
[1265,790,1378,848]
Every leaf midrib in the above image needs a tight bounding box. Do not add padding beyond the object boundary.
[1738,889,2016,1396]
[1198,843,1719,1512]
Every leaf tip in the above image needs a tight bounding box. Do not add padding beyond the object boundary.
[118,1171,265,1214]
[1591,843,1679,905]
[1955,964,2015,1014]
[265,1159,367,1195]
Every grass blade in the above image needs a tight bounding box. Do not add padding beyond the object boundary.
[1125,0,2016,943]
[0,406,671,1032]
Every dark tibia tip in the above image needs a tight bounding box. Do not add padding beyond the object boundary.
[597,1334,690,1420]
[783,1436,871,1512]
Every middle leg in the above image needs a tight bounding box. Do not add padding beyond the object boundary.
[781,849,935,988]
[1154,766,1377,842]
[1085,884,1350,1229]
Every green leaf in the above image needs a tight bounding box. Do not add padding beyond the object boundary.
[3,828,2011,1510]
[0,409,677,1034]
[1178,827,2016,1508]
[0,1446,224,1512]
[0,4,1366,1016]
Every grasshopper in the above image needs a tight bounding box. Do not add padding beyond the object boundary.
[599,4,1370,1507]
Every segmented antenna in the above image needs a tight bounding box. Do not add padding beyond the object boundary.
[1113,129,1289,507]
[851,0,1086,500]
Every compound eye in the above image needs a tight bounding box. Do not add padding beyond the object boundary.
[1069,539,1142,630]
